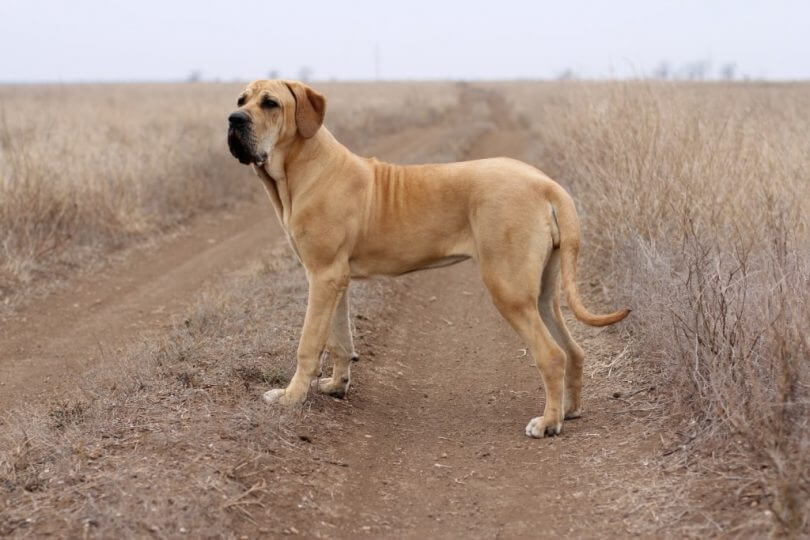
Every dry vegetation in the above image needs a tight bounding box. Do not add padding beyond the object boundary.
[499,81,810,535]
[1,80,808,537]
[0,244,392,537]
[0,84,249,302]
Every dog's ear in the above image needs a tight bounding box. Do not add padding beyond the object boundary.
[285,82,326,138]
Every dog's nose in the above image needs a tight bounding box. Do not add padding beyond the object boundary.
[228,110,250,127]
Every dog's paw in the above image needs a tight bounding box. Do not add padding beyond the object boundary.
[564,408,582,420]
[525,416,563,438]
[313,376,350,399]
[263,388,307,406]
[262,388,286,404]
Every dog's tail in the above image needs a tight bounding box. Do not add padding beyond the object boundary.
[544,181,631,327]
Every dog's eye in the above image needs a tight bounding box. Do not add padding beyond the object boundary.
[237,96,246,107]
[261,97,279,109]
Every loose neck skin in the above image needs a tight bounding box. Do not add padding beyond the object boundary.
[252,127,351,229]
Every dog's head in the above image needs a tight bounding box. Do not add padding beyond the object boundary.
[227,80,326,166]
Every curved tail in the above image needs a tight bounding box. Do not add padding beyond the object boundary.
[543,182,631,327]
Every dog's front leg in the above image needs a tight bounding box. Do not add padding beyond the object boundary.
[264,265,350,406]
[315,287,357,398]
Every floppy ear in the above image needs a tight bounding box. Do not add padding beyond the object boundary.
[285,82,326,138]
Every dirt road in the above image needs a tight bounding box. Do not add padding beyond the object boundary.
[294,258,657,538]
[1,85,663,538]
[0,204,277,408]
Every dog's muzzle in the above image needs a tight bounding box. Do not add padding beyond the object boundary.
[227,128,256,165]
[227,111,266,165]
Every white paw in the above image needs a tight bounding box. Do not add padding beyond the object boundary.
[525,416,562,438]
[525,416,543,438]
[262,388,286,404]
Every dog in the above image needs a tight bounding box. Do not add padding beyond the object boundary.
[227,80,630,437]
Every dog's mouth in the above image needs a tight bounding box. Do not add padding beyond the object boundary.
[228,128,267,166]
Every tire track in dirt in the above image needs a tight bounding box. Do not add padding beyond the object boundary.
[0,202,279,408]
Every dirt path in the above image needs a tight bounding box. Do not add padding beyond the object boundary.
[0,203,279,408]
[1,85,662,538]
[315,262,656,539]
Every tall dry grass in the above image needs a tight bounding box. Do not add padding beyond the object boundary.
[0,84,251,297]
[504,81,810,536]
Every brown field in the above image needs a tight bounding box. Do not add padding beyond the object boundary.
[0,81,808,537]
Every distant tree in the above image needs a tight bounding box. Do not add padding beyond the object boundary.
[186,70,202,83]
[720,62,736,80]
[653,61,670,80]
[268,70,279,79]
[556,68,577,81]
[298,66,313,82]
[684,61,709,81]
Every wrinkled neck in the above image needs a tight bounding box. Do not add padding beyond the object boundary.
[282,127,349,196]
[255,127,351,229]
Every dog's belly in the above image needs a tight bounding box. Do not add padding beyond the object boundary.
[399,254,471,274]
[349,253,471,278]
[349,232,476,278]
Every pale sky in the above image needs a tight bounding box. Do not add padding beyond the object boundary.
[1,0,808,82]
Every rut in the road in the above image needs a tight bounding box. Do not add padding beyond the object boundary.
[318,262,653,538]
[0,204,278,408]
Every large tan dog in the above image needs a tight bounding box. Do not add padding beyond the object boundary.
[227,80,630,437]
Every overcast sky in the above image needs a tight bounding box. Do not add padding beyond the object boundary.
[1,0,808,82]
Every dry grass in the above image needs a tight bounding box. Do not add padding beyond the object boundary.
[499,81,810,536]
[0,84,249,299]
[0,243,392,537]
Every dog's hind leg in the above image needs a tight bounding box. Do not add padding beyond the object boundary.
[479,236,567,437]
[315,287,357,399]
[539,250,586,420]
